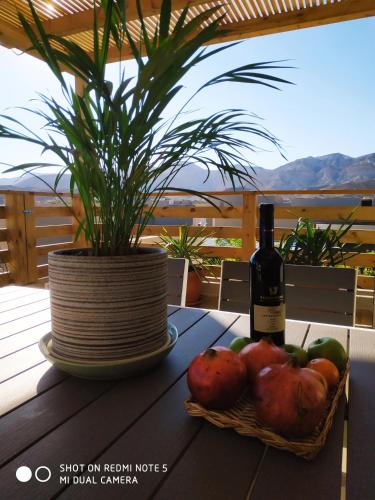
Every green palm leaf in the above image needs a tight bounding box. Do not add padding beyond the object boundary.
[1,0,292,256]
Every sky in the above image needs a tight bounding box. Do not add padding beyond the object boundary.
[0,15,374,177]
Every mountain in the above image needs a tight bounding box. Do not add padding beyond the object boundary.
[0,153,374,192]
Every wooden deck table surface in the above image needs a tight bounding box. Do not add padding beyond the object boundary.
[0,285,374,500]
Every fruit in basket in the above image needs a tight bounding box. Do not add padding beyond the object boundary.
[306,358,340,389]
[254,361,328,438]
[283,344,308,367]
[239,338,289,387]
[307,337,347,372]
[229,336,252,353]
[187,346,247,409]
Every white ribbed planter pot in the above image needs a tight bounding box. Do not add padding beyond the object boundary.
[48,247,168,361]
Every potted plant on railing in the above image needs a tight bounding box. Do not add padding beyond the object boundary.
[0,0,290,374]
[160,225,214,306]
[278,217,356,266]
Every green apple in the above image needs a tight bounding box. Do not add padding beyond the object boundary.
[283,344,309,367]
[307,337,347,372]
[229,336,252,353]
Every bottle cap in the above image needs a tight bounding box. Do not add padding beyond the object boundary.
[259,203,274,228]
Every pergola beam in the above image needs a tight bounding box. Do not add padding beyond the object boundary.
[41,0,207,37]
[96,0,375,64]
[212,0,375,44]
[0,20,30,51]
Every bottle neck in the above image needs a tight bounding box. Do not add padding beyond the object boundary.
[260,228,274,248]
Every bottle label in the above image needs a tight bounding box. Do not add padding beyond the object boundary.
[254,304,285,333]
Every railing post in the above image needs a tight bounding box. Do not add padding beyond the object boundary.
[5,192,28,284]
[24,192,38,283]
[241,192,257,261]
[72,194,87,248]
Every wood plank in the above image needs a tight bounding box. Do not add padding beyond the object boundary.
[37,242,75,256]
[71,194,87,248]
[151,205,242,219]
[0,228,7,242]
[357,275,374,290]
[220,280,249,302]
[135,224,243,239]
[250,397,346,500]
[0,344,45,383]
[285,264,357,290]
[37,264,49,279]
[168,307,208,335]
[0,321,51,358]
[242,192,257,259]
[286,304,354,327]
[0,285,38,298]
[101,0,375,63]
[0,304,177,416]
[0,308,51,340]
[0,206,5,218]
[275,206,375,221]
[35,224,74,238]
[33,206,72,217]
[5,193,28,284]
[24,192,38,283]
[303,322,349,350]
[0,362,67,417]
[0,273,11,286]
[0,248,9,262]
[220,299,249,314]
[221,261,249,281]
[346,253,375,267]
[41,0,207,36]
[0,298,50,325]
[0,310,237,498]
[0,377,114,467]
[0,289,48,313]
[286,287,354,320]
[198,246,243,259]
[347,327,375,500]
[167,258,188,307]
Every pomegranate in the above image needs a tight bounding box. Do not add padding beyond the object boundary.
[187,346,247,409]
[254,361,328,438]
[239,338,289,388]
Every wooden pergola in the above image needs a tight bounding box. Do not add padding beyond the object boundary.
[0,0,374,66]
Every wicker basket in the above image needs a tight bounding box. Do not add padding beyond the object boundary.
[185,362,349,460]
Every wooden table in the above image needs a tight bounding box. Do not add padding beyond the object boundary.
[1,285,374,500]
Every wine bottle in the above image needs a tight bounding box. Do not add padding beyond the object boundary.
[249,203,285,345]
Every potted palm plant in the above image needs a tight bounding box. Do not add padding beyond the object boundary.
[160,225,214,306]
[278,217,356,266]
[0,0,290,370]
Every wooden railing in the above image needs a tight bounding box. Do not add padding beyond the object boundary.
[0,189,374,289]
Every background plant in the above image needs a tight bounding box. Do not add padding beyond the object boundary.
[278,217,357,266]
[159,225,213,276]
[0,0,290,256]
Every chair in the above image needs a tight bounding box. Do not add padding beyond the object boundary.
[167,257,189,306]
[218,261,357,326]
[218,261,249,314]
[285,264,357,327]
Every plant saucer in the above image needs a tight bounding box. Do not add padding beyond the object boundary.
[39,322,178,380]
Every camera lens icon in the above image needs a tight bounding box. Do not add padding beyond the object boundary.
[16,465,52,483]
[16,466,32,483]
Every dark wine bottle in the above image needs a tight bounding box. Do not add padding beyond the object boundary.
[249,203,285,345]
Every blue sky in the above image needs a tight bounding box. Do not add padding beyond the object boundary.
[0,16,374,176]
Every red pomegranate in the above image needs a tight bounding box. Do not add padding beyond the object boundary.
[187,346,247,409]
[239,338,289,388]
[254,361,328,438]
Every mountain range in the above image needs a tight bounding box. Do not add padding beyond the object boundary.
[0,153,374,192]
